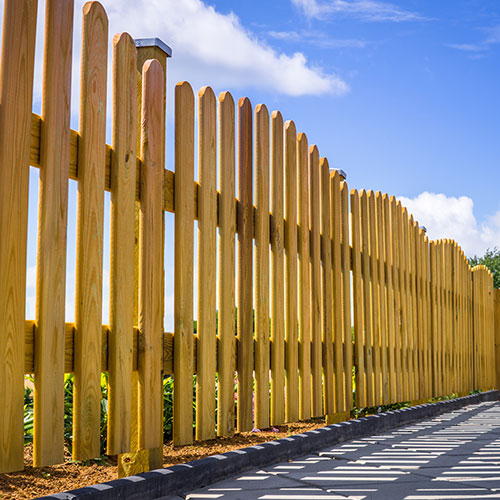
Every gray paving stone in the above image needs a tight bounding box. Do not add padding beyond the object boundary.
[184,401,500,500]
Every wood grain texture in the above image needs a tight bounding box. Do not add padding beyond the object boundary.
[107,32,137,456]
[284,120,298,423]
[391,198,403,402]
[399,206,410,401]
[437,240,444,395]
[237,97,254,432]
[350,190,366,408]
[174,82,195,445]
[309,145,322,417]
[383,195,397,404]
[33,0,73,467]
[270,111,285,426]
[217,91,236,437]
[73,2,108,461]
[376,193,388,404]
[367,191,381,405]
[330,170,343,412]
[320,159,334,415]
[254,104,270,430]
[429,241,438,396]
[360,190,374,406]
[340,181,352,410]
[297,133,311,420]
[196,86,217,440]
[138,59,164,451]
[0,0,38,473]
[408,218,418,400]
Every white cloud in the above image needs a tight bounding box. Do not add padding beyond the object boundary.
[105,0,346,96]
[0,0,347,112]
[447,25,500,54]
[268,30,368,48]
[398,192,500,257]
[292,0,426,22]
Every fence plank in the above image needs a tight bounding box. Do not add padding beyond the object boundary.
[394,201,405,401]
[217,91,236,437]
[341,181,352,411]
[360,190,374,406]
[408,217,418,400]
[284,120,299,423]
[309,145,323,417]
[422,232,431,398]
[254,104,270,430]
[351,190,366,408]
[320,159,334,415]
[196,86,217,441]
[107,32,137,456]
[376,193,388,404]
[395,199,405,402]
[0,0,37,473]
[415,224,423,398]
[399,206,410,401]
[33,0,73,467]
[270,111,285,426]
[438,240,445,395]
[297,133,311,420]
[174,81,195,445]
[330,170,343,412]
[368,191,381,405]
[383,195,396,404]
[138,59,164,451]
[237,97,254,432]
[430,241,438,396]
[73,2,108,461]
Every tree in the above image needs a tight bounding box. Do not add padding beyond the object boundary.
[469,247,500,289]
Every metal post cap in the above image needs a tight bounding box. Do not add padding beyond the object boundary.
[135,38,172,57]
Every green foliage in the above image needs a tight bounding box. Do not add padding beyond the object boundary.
[469,246,500,288]
[23,373,109,460]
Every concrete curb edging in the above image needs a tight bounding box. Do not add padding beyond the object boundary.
[37,390,499,500]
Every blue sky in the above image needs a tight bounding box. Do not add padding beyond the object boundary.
[5,0,499,326]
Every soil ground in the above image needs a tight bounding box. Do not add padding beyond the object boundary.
[0,419,326,500]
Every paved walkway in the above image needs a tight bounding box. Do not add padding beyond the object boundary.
[169,401,500,500]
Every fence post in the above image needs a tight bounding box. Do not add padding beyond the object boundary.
[117,37,171,477]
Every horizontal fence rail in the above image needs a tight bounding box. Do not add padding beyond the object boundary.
[0,0,498,475]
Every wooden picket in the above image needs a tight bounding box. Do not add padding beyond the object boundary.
[173,81,195,445]
[297,133,312,420]
[320,158,334,416]
[270,111,285,426]
[196,86,217,441]
[0,0,37,474]
[236,97,254,432]
[34,0,73,467]
[107,32,137,456]
[73,2,107,461]
[0,0,498,476]
[284,120,299,423]
[254,104,270,430]
[217,91,236,437]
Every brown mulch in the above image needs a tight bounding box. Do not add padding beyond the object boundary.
[0,419,327,500]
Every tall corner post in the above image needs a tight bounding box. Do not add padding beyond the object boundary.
[117,37,172,477]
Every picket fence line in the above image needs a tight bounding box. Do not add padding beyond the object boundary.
[0,0,497,475]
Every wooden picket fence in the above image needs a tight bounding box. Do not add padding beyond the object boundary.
[0,0,497,475]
